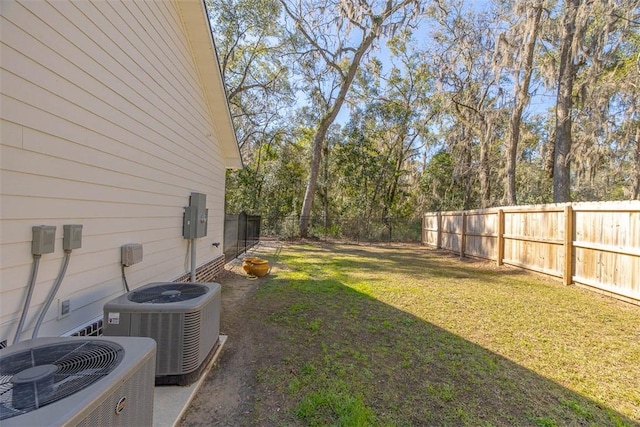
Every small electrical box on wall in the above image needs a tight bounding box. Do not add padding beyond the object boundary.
[121,243,143,266]
[183,192,208,239]
[32,225,56,255]
[63,224,83,250]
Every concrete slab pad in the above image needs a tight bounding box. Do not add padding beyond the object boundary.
[153,335,227,427]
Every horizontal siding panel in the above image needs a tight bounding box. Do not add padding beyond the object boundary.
[104,1,201,107]
[1,195,181,220]
[2,239,224,327]
[1,69,219,176]
[1,214,225,287]
[84,1,204,119]
[1,227,183,277]
[2,4,220,170]
[1,254,69,290]
[15,0,210,138]
[1,231,224,304]
[0,94,86,146]
[1,170,188,207]
[0,119,22,148]
[1,264,120,332]
[1,136,219,193]
[1,0,232,340]
[0,225,224,278]
[2,240,171,304]
[84,0,215,153]
[140,1,197,73]
[0,217,182,245]
[1,53,210,169]
[0,204,224,247]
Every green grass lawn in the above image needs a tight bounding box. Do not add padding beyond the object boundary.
[248,242,640,426]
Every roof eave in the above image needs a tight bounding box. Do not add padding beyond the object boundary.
[176,0,243,169]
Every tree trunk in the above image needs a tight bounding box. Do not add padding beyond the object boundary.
[461,138,474,210]
[299,121,327,236]
[479,121,492,208]
[298,32,378,236]
[323,141,329,228]
[504,1,543,205]
[634,126,640,200]
[553,0,580,203]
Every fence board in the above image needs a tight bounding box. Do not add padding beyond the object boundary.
[572,208,640,300]
[423,201,640,304]
[422,213,440,247]
[464,211,497,260]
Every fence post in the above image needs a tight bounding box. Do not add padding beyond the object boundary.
[436,212,442,249]
[497,208,504,266]
[563,205,574,285]
[460,211,466,259]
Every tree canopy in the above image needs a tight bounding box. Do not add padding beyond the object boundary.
[209,0,640,236]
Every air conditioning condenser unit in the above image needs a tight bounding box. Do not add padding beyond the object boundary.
[103,282,221,385]
[0,336,156,426]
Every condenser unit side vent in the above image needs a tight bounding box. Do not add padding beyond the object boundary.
[136,312,184,375]
[182,310,202,372]
[197,291,221,370]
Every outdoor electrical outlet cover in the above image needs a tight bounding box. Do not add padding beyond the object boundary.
[121,243,143,266]
[32,225,56,255]
[63,224,83,250]
[59,299,71,318]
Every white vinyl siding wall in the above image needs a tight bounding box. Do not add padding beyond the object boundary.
[0,0,230,341]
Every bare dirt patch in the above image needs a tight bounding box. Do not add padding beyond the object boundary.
[180,241,283,427]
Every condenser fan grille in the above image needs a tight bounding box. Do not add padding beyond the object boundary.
[128,283,207,304]
[0,341,123,420]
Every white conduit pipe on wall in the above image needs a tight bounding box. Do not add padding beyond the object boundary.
[32,250,72,339]
[12,255,41,344]
[190,238,197,282]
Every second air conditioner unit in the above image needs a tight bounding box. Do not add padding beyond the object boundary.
[103,282,221,385]
[0,336,156,427]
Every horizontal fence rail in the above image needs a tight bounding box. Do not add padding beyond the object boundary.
[423,201,640,305]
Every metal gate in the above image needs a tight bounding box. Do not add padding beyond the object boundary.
[224,212,261,260]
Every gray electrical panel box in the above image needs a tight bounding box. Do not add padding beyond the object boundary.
[32,225,56,255]
[63,224,83,250]
[122,243,143,267]
[183,192,208,239]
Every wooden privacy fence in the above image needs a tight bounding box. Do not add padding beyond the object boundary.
[422,201,640,304]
